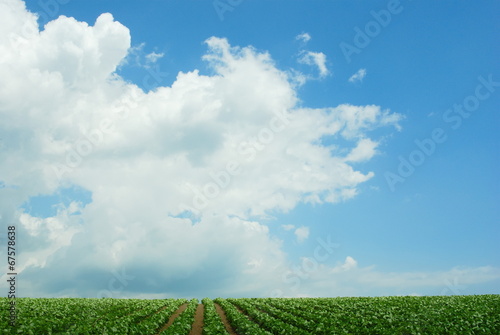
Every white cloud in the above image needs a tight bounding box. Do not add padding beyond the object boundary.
[333,104,403,138]
[294,226,310,243]
[298,51,329,78]
[295,32,311,43]
[348,68,367,83]
[145,51,164,64]
[273,255,500,298]
[7,1,491,300]
[345,138,378,162]
[334,256,358,272]
[121,43,165,71]
[282,224,295,231]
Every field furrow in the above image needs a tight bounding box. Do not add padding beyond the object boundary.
[2,295,499,334]
[214,298,272,335]
[189,304,204,335]
[160,299,198,335]
[212,302,235,335]
[155,302,188,335]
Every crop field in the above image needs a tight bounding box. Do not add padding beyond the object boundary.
[1,295,499,334]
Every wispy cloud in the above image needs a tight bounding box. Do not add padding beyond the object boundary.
[298,51,330,78]
[295,32,311,43]
[145,51,164,64]
[274,256,500,297]
[122,43,165,69]
[348,68,367,83]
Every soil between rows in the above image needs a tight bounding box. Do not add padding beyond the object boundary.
[155,301,239,335]
[188,304,204,335]
[214,303,238,335]
[155,303,188,335]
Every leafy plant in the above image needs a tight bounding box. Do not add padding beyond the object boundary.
[201,298,229,335]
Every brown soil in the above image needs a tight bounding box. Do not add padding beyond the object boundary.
[188,304,204,335]
[155,303,188,335]
[214,303,238,335]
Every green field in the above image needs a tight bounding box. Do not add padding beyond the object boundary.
[1,295,499,334]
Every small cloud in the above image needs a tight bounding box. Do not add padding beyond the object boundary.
[342,256,358,270]
[345,138,378,163]
[287,69,308,87]
[122,44,164,69]
[282,224,295,231]
[348,68,367,83]
[120,42,145,67]
[295,32,311,43]
[294,226,310,243]
[298,51,329,78]
[332,256,358,273]
[145,51,164,64]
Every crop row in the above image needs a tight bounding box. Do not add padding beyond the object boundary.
[161,299,198,335]
[213,298,271,335]
[90,298,186,334]
[241,295,500,334]
[201,298,228,335]
[1,295,499,334]
[0,298,186,335]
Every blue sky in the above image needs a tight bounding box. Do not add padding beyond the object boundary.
[0,0,499,298]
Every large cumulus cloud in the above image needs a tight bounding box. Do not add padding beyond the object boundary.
[2,0,497,298]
